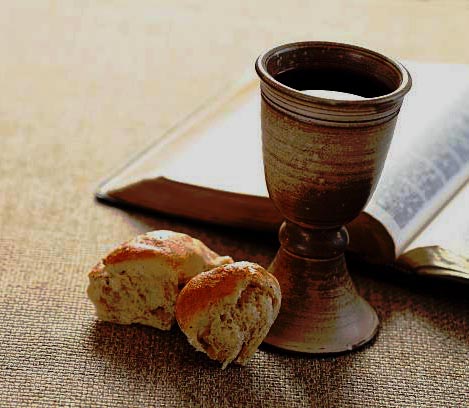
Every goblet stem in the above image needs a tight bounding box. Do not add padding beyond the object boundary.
[265,221,379,353]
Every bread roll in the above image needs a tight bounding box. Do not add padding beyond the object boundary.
[175,261,281,368]
[87,230,233,330]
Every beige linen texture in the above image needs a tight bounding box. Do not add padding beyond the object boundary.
[1,1,468,407]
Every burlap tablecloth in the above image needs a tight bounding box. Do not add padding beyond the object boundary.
[1,1,468,406]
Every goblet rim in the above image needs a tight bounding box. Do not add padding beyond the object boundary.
[255,41,412,107]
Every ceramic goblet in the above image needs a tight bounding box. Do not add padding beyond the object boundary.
[255,41,411,353]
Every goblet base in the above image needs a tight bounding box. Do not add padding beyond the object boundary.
[264,247,379,354]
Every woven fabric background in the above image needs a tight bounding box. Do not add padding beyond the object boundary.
[1,1,468,406]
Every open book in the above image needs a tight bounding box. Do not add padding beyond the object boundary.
[97,62,469,283]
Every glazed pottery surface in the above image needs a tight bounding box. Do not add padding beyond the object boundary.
[256,41,411,353]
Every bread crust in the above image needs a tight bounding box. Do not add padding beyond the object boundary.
[102,231,230,276]
[176,262,280,329]
[89,230,232,284]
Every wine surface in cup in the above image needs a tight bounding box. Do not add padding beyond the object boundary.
[274,68,392,98]
[301,89,366,100]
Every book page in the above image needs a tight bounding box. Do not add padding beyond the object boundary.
[159,90,266,197]
[365,63,469,257]
[395,181,469,282]
[100,73,265,195]
[406,181,469,255]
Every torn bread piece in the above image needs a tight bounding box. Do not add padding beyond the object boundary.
[175,261,281,368]
[87,230,233,330]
